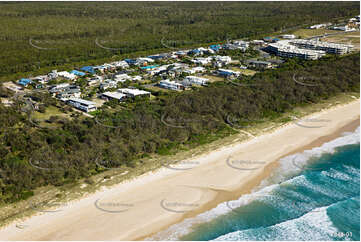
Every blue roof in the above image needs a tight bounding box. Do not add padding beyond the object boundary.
[218,71,233,76]
[210,44,220,51]
[140,65,159,70]
[125,59,136,64]
[148,55,163,60]
[80,66,95,73]
[18,78,31,86]
[70,70,86,76]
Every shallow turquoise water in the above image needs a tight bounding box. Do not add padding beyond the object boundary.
[149,127,360,241]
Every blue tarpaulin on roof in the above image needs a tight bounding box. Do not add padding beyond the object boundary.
[125,59,136,64]
[140,65,159,70]
[210,44,220,51]
[80,66,95,74]
[18,78,31,86]
[70,70,86,76]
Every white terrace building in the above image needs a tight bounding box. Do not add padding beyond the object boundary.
[289,39,354,55]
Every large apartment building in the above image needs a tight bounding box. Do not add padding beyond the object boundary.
[266,42,326,60]
[289,39,354,55]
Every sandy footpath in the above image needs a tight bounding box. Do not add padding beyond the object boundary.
[0,100,359,241]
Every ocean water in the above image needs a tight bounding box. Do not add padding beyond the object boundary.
[148,127,360,241]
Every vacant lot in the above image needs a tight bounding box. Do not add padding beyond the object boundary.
[292,28,342,38]
[202,75,225,83]
[231,67,258,76]
[31,105,70,128]
[321,31,360,50]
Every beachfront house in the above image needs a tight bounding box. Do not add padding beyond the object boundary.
[67,98,97,113]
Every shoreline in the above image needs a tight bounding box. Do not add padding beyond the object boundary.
[0,99,359,241]
[141,114,360,241]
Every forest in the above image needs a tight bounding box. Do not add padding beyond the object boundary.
[0,1,359,82]
[0,52,359,204]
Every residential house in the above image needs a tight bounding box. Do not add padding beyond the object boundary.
[114,73,132,83]
[54,85,81,99]
[70,70,86,77]
[159,80,185,90]
[136,57,154,66]
[87,75,102,86]
[80,66,95,74]
[32,75,49,84]
[118,88,151,98]
[217,69,240,78]
[213,55,232,65]
[48,70,58,80]
[67,98,97,112]
[248,60,273,69]
[100,79,117,90]
[184,76,209,86]
[183,66,206,74]
[58,71,77,80]
[18,78,32,87]
[101,91,127,102]
[191,57,212,65]
[111,61,129,69]
[281,34,296,39]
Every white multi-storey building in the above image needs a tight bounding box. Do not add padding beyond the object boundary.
[289,39,354,55]
[266,42,326,60]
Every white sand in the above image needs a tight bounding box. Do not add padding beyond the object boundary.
[0,100,359,241]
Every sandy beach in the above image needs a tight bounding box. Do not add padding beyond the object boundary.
[0,99,359,241]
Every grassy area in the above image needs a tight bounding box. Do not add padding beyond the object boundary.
[292,28,342,38]
[31,105,71,128]
[231,68,258,76]
[321,31,360,49]
[0,91,358,228]
[202,75,225,83]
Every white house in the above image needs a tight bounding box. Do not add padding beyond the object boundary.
[213,56,232,64]
[183,66,206,74]
[101,91,127,101]
[114,74,132,83]
[58,71,77,80]
[136,57,154,66]
[281,34,296,39]
[159,80,185,90]
[131,75,142,81]
[112,61,129,69]
[118,88,151,98]
[100,79,117,90]
[191,57,212,65]
[67,98,97,112]
[184,76,209,86]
